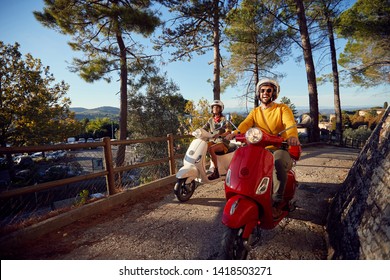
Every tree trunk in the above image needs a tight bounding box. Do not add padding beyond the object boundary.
[254,53,259,108]
[294,0,320,142]
[326,15,343,145]
[116,32,127,168]
[213,0,221,101]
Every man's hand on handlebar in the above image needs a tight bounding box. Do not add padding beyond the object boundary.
[287,136,300,146]
[225,133,235,141]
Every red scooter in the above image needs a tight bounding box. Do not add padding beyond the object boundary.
[220,126,301,259]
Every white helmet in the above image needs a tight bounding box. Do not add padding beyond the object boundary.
[210,100,224,112]
[256,78,280,100]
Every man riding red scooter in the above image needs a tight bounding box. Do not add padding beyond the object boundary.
[222,78,302,259]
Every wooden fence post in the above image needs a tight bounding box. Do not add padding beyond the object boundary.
[103,137,115,195]
[167,134,176,175]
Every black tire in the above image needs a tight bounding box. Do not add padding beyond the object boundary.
[221,227,249,260]
[174,178,195,202]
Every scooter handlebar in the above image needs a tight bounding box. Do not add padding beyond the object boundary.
[234,133,247,143]
[234,129,284,147]
[232,130,301,160]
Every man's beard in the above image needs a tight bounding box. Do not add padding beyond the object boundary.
[260,97,273,105]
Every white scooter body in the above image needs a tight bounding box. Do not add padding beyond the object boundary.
[176,128,237,185]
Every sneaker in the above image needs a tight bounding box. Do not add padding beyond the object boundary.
[208,170,219,180]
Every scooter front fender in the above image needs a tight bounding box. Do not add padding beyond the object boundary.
[176,165,198,184]
[222,195,259,239]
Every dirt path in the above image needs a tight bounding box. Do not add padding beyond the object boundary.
[2,145,359,260]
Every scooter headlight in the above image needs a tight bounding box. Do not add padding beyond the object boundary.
[245,127,263,144]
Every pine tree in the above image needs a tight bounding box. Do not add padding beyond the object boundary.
[156,0,238,101]
[223,0,292,108]
[336,0,390,87]
[34,0,161,170]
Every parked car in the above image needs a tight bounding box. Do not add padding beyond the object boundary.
[46,150,67,161]
[86,138,97,149]
[41,164,82,181]
[14,155,34,168]
[15,169,35,181]
[31,152,44,159]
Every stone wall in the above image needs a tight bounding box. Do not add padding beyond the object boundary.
[327,106,390,259]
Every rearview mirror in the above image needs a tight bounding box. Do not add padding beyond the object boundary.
[225,113,239,131]
[226,113,231,122]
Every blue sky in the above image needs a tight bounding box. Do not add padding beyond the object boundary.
[1,0,389,112]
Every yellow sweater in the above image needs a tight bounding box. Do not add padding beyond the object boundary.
[236,103,298,145]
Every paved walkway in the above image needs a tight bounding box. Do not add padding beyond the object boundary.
[2,145,360,260]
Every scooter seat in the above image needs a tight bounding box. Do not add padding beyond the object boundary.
[227,144,238,153]
[215,144,237,155]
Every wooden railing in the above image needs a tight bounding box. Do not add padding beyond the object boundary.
[0,134,192,201]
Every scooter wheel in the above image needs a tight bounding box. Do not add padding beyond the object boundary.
[220,227,249,260]
[174,179,195,202]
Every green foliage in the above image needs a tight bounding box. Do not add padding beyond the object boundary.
[74,189,89,206]
[336,0,390,87]
[126,67,187,180]
[0,41,82,147]
[35,0,162,145]
[343,127,372,142]
[85,117,119,139]
[223,0,291,100]
[330,112,351,131]
[280,96,298,117]
[34,0,160,82]
[331,109,384,131]
[127,71,187,138]
[156,0,238,100]
[156,0,237,61]
[181,98,211,133]
[319,114,328,122]
[34,0,161,78]
[337,0,389,40]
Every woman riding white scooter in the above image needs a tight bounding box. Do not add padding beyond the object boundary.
[202,100,232,180]
[174,100,237,202]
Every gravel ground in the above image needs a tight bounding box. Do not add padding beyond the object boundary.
[2,145,359,260]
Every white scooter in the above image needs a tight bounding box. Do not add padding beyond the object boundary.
[174,116,239,202]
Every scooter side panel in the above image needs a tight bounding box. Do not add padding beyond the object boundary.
[222,195,259,238]
[176,165,198,183]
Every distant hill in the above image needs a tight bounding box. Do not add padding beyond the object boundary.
[71,105,380,120]
[71,106,119,120]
